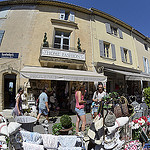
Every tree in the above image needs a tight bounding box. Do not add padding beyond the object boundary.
[143,87,150,108]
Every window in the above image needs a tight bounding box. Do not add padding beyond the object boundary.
[143,57,149,74]
[124,49,128,62]
[105,23,123,39]
[54,30,70,50]
[120,47,132,64]
[99,40,116,60]
[104,43,110,58]
[144,43,148,51]
[60,10,75,22]
[111,27,118,36]
[0,30,5,45]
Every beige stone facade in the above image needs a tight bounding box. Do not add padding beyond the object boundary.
[0,0,149,111]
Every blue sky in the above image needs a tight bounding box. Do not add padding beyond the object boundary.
[58,0,150,37]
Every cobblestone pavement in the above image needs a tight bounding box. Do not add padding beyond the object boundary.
[0,109,92,134]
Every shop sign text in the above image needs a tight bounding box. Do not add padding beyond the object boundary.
[41,49,85,61]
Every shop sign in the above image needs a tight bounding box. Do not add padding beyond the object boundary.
[41,49,85,61]
[0,52,19,58]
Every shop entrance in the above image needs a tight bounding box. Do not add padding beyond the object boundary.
[4,74,16,108]
[56,81,69,112]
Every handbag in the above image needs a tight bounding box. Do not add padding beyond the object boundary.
[114,104,123,118]
[88,115,104,145]
[120,96,129,117]
[114,96,130,118]
[104,109,116,127]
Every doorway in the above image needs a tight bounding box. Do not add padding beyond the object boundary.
[4,74,16,108]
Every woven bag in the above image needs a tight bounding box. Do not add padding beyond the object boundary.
[120,96,129,117]
[114,104,123,118]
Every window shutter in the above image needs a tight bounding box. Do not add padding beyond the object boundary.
[99,40,104,57]
[128,50,133,64]
[147,60,150,74]
[70,11,75,22]
[105,23,111,34]
[111,44,116,60]
[118,28,123,39]
[0,30,5,45]
[60,10,65,20]
[120,47,125,62]
[143,57,147,73]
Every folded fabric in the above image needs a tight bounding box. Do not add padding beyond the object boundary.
[23,142,44,150]
[42,134,58,149]
[58,135,77,147]
[58,147,82,150]
[8,122,21,135]
[107,117,129,134]
[0,136,6,142]
[20,130,43,145]
[0,123,8,136]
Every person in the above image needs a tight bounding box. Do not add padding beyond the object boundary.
[75,82,87,135]
[37,88,50,124]
[12,88,24,117]
[91,82,106,119]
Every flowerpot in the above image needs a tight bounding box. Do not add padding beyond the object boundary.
[59,127,73,135]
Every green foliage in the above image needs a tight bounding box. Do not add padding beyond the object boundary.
[52,123,62,135]
[71,123,76,135]
[43,32,49,47]
[132,128,141,140]
[60,115,72,129]
[143,87,150,108]
[77,38,82,52]
[52,115,73,135]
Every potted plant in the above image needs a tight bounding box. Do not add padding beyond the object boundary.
[59,115,73,135]
[52,115,74,135]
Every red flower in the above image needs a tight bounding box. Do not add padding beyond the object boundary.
[138,118,142,121]
[142,116,148,122]
[133,119,138,123]
[147,122,150,126]
[139,123,142,126]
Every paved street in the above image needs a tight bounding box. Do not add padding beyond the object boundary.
[0,109,92,134]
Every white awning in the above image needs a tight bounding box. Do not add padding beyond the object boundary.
[106,69,150,81]
[20,66,107,82]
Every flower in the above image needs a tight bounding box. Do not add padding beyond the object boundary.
[131,116,148,129]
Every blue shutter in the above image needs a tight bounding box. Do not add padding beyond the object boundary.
[143,57,147,73]
[118,28,123,39]
[99,40,104,57]
[105,23,111,34]
[0,30,5,45]
[70,11,75,22]
[147,60,150,74]
[60,10,65,20]
[111,44,116,60]
[128,50,133,64]
[120,47,125,62]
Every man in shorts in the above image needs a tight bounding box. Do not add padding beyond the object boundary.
[36,88,50,124]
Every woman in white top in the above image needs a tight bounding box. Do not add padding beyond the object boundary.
[92,82,106,119]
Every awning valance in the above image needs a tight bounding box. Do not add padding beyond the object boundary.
[106,69,150,81]
[20,66,107,82]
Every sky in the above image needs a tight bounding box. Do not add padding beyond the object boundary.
[57,0,150,37]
